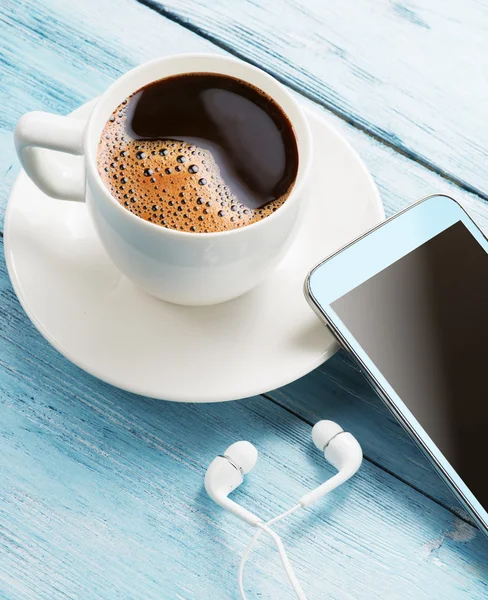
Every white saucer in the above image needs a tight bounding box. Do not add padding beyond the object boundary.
[5,101,383,402]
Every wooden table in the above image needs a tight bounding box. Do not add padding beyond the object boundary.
[1,1,487,598]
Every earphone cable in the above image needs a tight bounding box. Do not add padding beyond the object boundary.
[259,525,307,600]
[238,504,305,600]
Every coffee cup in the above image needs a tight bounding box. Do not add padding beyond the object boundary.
[14,54,312,305]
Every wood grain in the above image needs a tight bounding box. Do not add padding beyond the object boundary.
[270,93,488,519]
[146,0,488,199]
[1,238,487,599]
[0,0,487,597]
[2,0,486,514]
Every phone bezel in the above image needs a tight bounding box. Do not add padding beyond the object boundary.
[305,193,488,535]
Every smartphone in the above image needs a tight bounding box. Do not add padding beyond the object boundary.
[305,194,488,536]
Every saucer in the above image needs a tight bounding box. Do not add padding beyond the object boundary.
[5,101,383,402]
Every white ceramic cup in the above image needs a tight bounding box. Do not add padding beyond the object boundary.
[14,54,312,305]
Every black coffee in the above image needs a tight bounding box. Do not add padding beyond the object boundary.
[97,73,299,233]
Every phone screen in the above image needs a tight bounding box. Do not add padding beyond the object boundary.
[331,221,488,511]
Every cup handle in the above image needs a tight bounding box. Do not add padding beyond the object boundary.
[14,111,86,202]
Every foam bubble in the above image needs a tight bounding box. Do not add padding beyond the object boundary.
[96,98,291,233]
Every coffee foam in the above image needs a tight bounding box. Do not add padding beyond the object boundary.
[96,100,291,233]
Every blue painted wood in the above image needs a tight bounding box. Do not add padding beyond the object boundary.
[146,0,488,199]
[0,0,487,597]
[269,93,488,520]
[3,0,486,514]
[0,238,487,598]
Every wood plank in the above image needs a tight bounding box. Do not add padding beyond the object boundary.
[1,0,488,517]
[0,0,220,224]
[0,235,487,598]
[145,0,488,199]
[0,4,487,596]
[268,94,488,520]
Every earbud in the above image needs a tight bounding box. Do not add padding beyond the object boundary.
[205,423,362,519]
[206,423,363,600]
[205,441,262,526]
[299,420,363,507]
[225,441,258,475]
[311,420,344,451]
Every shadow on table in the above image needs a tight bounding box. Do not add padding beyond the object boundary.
[1,259,487,584]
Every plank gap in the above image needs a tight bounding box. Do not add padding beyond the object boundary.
[135,0,488,205]
[262,392,476,527]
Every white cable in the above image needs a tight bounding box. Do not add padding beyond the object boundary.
[238,504,305,600]
[259,524,307,600]
[268,504,302,527]
[238,504,301,597]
